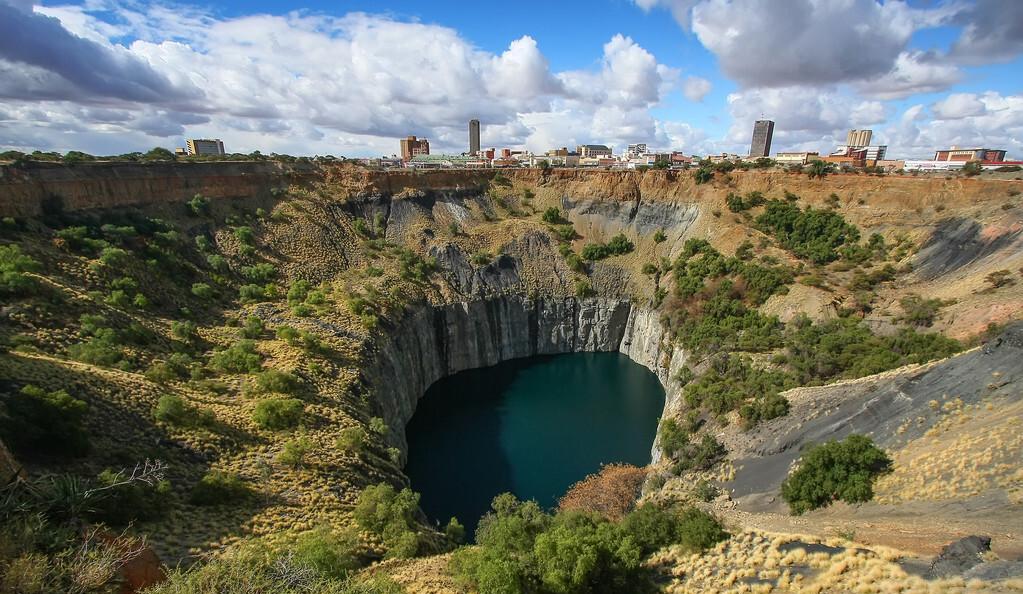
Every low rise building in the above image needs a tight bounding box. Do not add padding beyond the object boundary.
[670,152,692,167]
[933,147,1006,162]
[186,138,226,156]
[407,154,475,168]
[775,151,820,165]
[903,160,966,171]
[577,144,612,158]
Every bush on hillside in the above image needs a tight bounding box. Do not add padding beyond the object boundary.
[558,464,647,520]
[208,340,263,374]
[291,526,363,580]
[252,398,305,430]
[755,199,860,264]
[190,471,252,506]
[780,434,892,514]
[90,468,171,525]
[581,234,634,261]
[0,244,42,296]
[353,484,423,559]
[452,493,727,594]
[154,394,213,427]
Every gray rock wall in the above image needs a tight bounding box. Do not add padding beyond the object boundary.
[363,295,686,459]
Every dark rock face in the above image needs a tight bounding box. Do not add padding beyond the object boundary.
[928,535,991,578]
[915,218,1022,281]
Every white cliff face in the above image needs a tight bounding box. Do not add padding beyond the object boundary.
[365,295,685,464]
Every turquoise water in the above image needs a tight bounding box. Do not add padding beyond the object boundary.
[404,352,665,540]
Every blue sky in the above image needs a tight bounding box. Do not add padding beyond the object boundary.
[0,0,1021,159]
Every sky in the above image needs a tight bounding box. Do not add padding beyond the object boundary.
[0,0,1021,159]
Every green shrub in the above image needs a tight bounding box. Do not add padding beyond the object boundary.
[240,316,265,338]
[897,294,950,327]
[240,263,276,283]
[292,526,363,580]
[581,234,634,260]
[653,229,667,243]
[253,369,302,394]
[541,207,565,224]
[693,167,713,185]
[234,226,255,245]
[206,254,227,270]
[187,194,210,216]
[368,416,389,436]
[336,426,367,453]
[574,278,594,298]
[171,320,200,343]
[252,398,305,430]
[670,434,726,474]
[67,328,125,367]
[209,340,263,374]
[620,504,728,555]
[190,471,251,506]
[353,483,423,558]
[0,385,90,459]
[191,282,214,300]
[0,245,42,296]
[98,246,130,267]
[755,199,860,264]
[692,480,720,502]
[154,394,213,427]
[277,436,314,469]
[657,419,688,458]
[287,280,312,304]
[780,434,892,514]
[397,249,436,282]
[472,251,493,266]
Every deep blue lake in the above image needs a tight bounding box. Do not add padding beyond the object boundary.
[403,352,665,540]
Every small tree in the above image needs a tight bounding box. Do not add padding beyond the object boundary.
[252,398,305,430]
[780,434,892,514]
[807,160,834,180]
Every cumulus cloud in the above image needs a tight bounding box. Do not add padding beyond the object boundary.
[855,51,962,100]
[682,76,711,102]
[0,1,198,104]
[689,0,932,88]
[0,3,684,155]
[931,93,987,120]
[949,0,1023,65]
[884,92,1023,158]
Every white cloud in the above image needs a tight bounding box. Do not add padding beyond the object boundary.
[931,93,987,120]
[949,0,1023,65]
[884,92,1023,158]
[0,3,682,156]
[855,51,962,100]
[682,76,711,102]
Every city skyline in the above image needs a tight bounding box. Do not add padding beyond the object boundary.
[0,1,1021,159]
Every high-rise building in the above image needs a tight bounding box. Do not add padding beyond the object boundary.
[186,138,226,156]
[400,136,430,161]
[749,120,774,158]
[468,119,481,155]
[846,129,872,148]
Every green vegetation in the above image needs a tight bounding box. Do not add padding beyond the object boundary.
[693,167,713,185]
[190,470,252,506]
[653,229,667,243]
[397,249,436,282]
[154,393,214,427]
[209,340,263,374]
[252,397,305,430]
[542,207,566,224]
[0,244,41,295]
[725,191,766,212]
[755,199,860,264]
[0,385,90,459]
[898,294,952,327]
[451,494,727,594]
[352,483,426,558]
[277,436,314,469]
[581,233,634,260]
[781,434,893,514]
